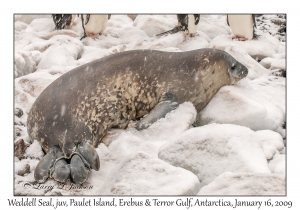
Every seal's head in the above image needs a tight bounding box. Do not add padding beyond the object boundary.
[225,53,248,83]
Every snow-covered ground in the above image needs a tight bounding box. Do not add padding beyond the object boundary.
[14,14,286,196]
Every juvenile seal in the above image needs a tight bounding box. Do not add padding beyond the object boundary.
[27,48,248,184]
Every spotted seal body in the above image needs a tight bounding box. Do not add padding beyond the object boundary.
[27,48,248,184]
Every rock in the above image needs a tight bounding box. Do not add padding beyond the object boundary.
[37,35,83,69]
[14,108,24,118]
[271,69,286,77]
[25,140,44,159]
[260,57,285,71]
[49,191,63,196]
[127,14,138,21]
[255,15,286,42]
[197,85,285,137]
[282,122,286,129]
[98,151,200,195]
[198,172,285,195]
[271,18,286,26]
[14,139,28,159]
[278,27,286,34]
[14,127,22,138]
[256,130,284,159]
[198,15,231,40]
[158,124,270,187]
[17,164,30,176]
[133,15,177,37]
[268,153,285,175]
[210,34,280,62]
[14,50,41,78]
[14,15,51,24]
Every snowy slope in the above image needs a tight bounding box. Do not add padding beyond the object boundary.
[14,14,286,195]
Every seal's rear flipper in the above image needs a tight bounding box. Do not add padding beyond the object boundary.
[136,92,179,130]
[70,154,90,184]
[34,146,59,183]
[50,156,70,183]
[77,141,100,171]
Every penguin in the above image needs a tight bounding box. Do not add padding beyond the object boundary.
[156,14,200,37]
[177,14,200,37]
[227,14,256,41]
[80,14,111,40]
[52,14,76,30]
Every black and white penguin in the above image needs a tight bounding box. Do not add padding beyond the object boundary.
[227,14,256,41]
[156,14,200,37]
[177,14,200,37]
[52,14,76,30]
[80,14,111,40]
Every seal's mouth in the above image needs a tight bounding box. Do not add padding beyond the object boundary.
[229,66,248,84]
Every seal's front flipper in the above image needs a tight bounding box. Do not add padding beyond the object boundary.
[34,146,59,183]
[136,92,179,130]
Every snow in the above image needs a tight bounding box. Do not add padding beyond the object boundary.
[260,57,286,70]
[210,34,280,61]
[198,82,285,137]
[198,172,285,195]
[25,140,44,159]
[256,130,284,159]
[14,14,286,196]
[268,153,286,175]
[96,151,200,195]
[133,15,177,37]
[158,123,272,187]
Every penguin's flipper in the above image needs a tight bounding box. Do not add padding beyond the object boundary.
[80,14,87,40]
[194,14,200,25]
[155,26,181,37]
[85,14,90,25]
[108,14,111,20]
[252,14,256,28]
[227,15,230,26]
[252,14,258,39]
[177,14,189,32]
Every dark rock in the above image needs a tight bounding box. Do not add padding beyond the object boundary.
[282,122,286,129]
[17,164,30,176]
[277,14,286,19]
[271,69,286,77]
[15,128,21,137]
[14,127,22,139]
[15,108,24,118]
[50,191,63,196]
[127,14,138,21]
[271,18,286,26]
[278,27,286,34]
[14,139,28,160]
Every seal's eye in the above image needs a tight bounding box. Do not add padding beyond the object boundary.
[231,65,236,70]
